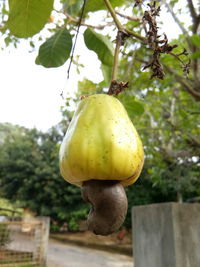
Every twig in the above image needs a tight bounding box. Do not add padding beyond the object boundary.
[163,0,193,48]
[164,65,200,101]
[65,13,112,30]
[103,0,124,31]
[115,11,142,21]
[108,31,129,95]
[108,80,129,95]
[187,0,200,33]
[67,0,87,80]
[111,31,122,81]
[184,1,200,78]
[164,1,188,36]
[136,56,200,101]
[168,49,191,76]
[103,0,146,42]
[141,2,191,80]
[103,0,143,95]
[125,29,146,42]
[142,2,177,79]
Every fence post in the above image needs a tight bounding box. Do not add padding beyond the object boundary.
[132,202,200,267]
[33,216,50,266]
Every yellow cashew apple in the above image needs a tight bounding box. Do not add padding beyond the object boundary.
[59,94,144,186]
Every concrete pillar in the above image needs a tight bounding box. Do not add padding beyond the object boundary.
[132,202,200,267]
[33,216,50,265]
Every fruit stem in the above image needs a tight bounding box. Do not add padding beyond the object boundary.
[111,30,121,81]
[103,0,124,31]
[107,31,129,95]
[103,0,146,43]
[103,0,144,95]
[103,0,129,95]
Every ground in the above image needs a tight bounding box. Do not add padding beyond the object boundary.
[47,238,133,267]
[51,229,132,256]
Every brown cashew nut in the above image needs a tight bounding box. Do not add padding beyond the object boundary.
[81,180,128,236]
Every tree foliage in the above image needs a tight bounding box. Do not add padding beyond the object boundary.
[0,123,89,227]
[0,0,199,99]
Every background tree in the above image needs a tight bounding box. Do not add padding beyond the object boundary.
[0,123,88,230]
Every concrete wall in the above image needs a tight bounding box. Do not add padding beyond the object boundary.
[132,202,200,267]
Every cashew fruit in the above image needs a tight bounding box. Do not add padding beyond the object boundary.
[59,94,144,187]
[59,94,144,235]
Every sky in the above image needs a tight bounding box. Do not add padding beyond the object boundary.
[0,3,184,132]
[0,48,67,131]
[0,36,103,131]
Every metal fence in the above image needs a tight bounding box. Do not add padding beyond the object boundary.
[0,218,49,267]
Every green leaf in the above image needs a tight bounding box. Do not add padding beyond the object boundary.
[179,109,188,118]
[7,0,54,38]
[191,34,200,47]
[85,0,126,12]
[78,79,98,95]
[118,94,145,116]
[36,28,73,68]
[192,51,200,59]
[170,0,179,7]
[101,64,112,85]
[62,0,83,15]
[35,56,41,65]
[84,28,114,66]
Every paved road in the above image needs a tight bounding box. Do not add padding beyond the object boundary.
[47,239,133,267]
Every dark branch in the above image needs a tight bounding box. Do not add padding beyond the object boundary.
[108,80,129,95]
[187,0,200,33]
[187,0,197,21]
[193,14,200,33]
[136,56,200,101]
[164,0,193,48]
[164,65,200,101]
[67,0,87,80]
[65,13,112,30]
[142,2,180,79]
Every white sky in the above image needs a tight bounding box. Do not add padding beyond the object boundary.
[0,3,186,132]
[0,36,103,131]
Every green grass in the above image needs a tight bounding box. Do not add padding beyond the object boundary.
[0,198,23,216]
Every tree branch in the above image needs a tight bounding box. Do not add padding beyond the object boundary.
[187,0,200,33]
[103,0,124,31]
[108,31,129,95]
[193,14,200,33]
[115,11,142,21]
[66,0,87,80]
[164,1,192,47]
[103,0,146,43]
[164,0,199,78]
[65,13,111,30]
[111,31,121,81]
[164,65,200,101]
[125,29,146,42]
[187,0,197,22]
[136,55,200,101]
